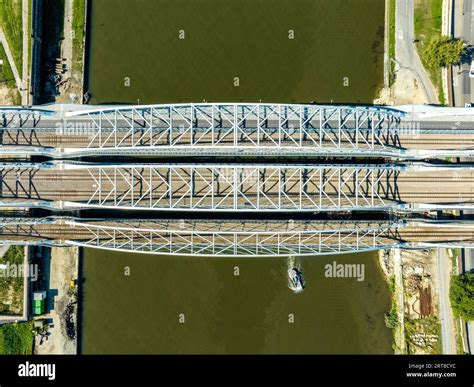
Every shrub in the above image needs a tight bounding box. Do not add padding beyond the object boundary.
[450,272,474,321]
[422,37,467,68]
[385,301,398,328]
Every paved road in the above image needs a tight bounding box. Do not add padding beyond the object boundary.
[395,0,439,103]
[453,0,474,106]
[453,0,474,354]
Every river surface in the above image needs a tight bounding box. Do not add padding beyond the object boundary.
[80,250,392,354]
[81,0,392,354]
[85,0,385,104]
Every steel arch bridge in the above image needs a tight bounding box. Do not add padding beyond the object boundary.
[0,162,409,211]
[70,103,405,153]
[0,217,472,257]
[0,103,407,158]
[1,161,473,212]
[0,217,405,257]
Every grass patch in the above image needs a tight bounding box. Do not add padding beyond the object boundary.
[405,316,442,354]
[0,0,23,73]
[72,0,86,74]
[384,276,398,329]
[385,300,399,329]
[388,275,396,293]
[28,0,32,81]
[454,319,467,354]
[414,0,445,104]
[0,246,25,315]
[388,0,396,85]
[0,321,34,354]
[0,43,18,88]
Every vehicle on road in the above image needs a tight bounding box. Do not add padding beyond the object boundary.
[469,60,474,78]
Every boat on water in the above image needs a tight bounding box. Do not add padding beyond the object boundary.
[288,267,305,292]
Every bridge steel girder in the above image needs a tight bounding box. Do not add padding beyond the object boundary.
[0,217,472,256]
[63,220,403,257]
[76,163,406,212]
[62,103,405,157]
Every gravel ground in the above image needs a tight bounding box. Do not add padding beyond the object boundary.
[34,246,79,355]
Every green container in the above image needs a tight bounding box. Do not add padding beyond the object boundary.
[33,299,44,315]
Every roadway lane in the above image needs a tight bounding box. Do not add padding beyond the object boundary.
[453,0,474,106]
[453,0,474,353]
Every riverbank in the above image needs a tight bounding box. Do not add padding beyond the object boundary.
[35,0,86,104]
[33,246,78,355]
[55,0,86,103]
[379,248,457,354]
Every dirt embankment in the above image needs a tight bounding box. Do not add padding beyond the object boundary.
[375,72,429,105]
[379,249,443,355]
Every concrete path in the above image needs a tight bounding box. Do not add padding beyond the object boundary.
[437,248,456,354]
[56,0,76,103]
[0,28,24,94]
[63,0,73,72]
[395,0,439,103]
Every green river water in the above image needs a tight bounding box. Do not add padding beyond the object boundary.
[80,0,392,354]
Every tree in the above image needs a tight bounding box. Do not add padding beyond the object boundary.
[422,37,467,68]
[450,272,474,321]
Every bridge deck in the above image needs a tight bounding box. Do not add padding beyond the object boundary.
[0,163,472,211]
[1,104,473,158]
[0,218,471,256]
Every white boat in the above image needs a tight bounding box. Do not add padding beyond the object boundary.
[288,267,305,292]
